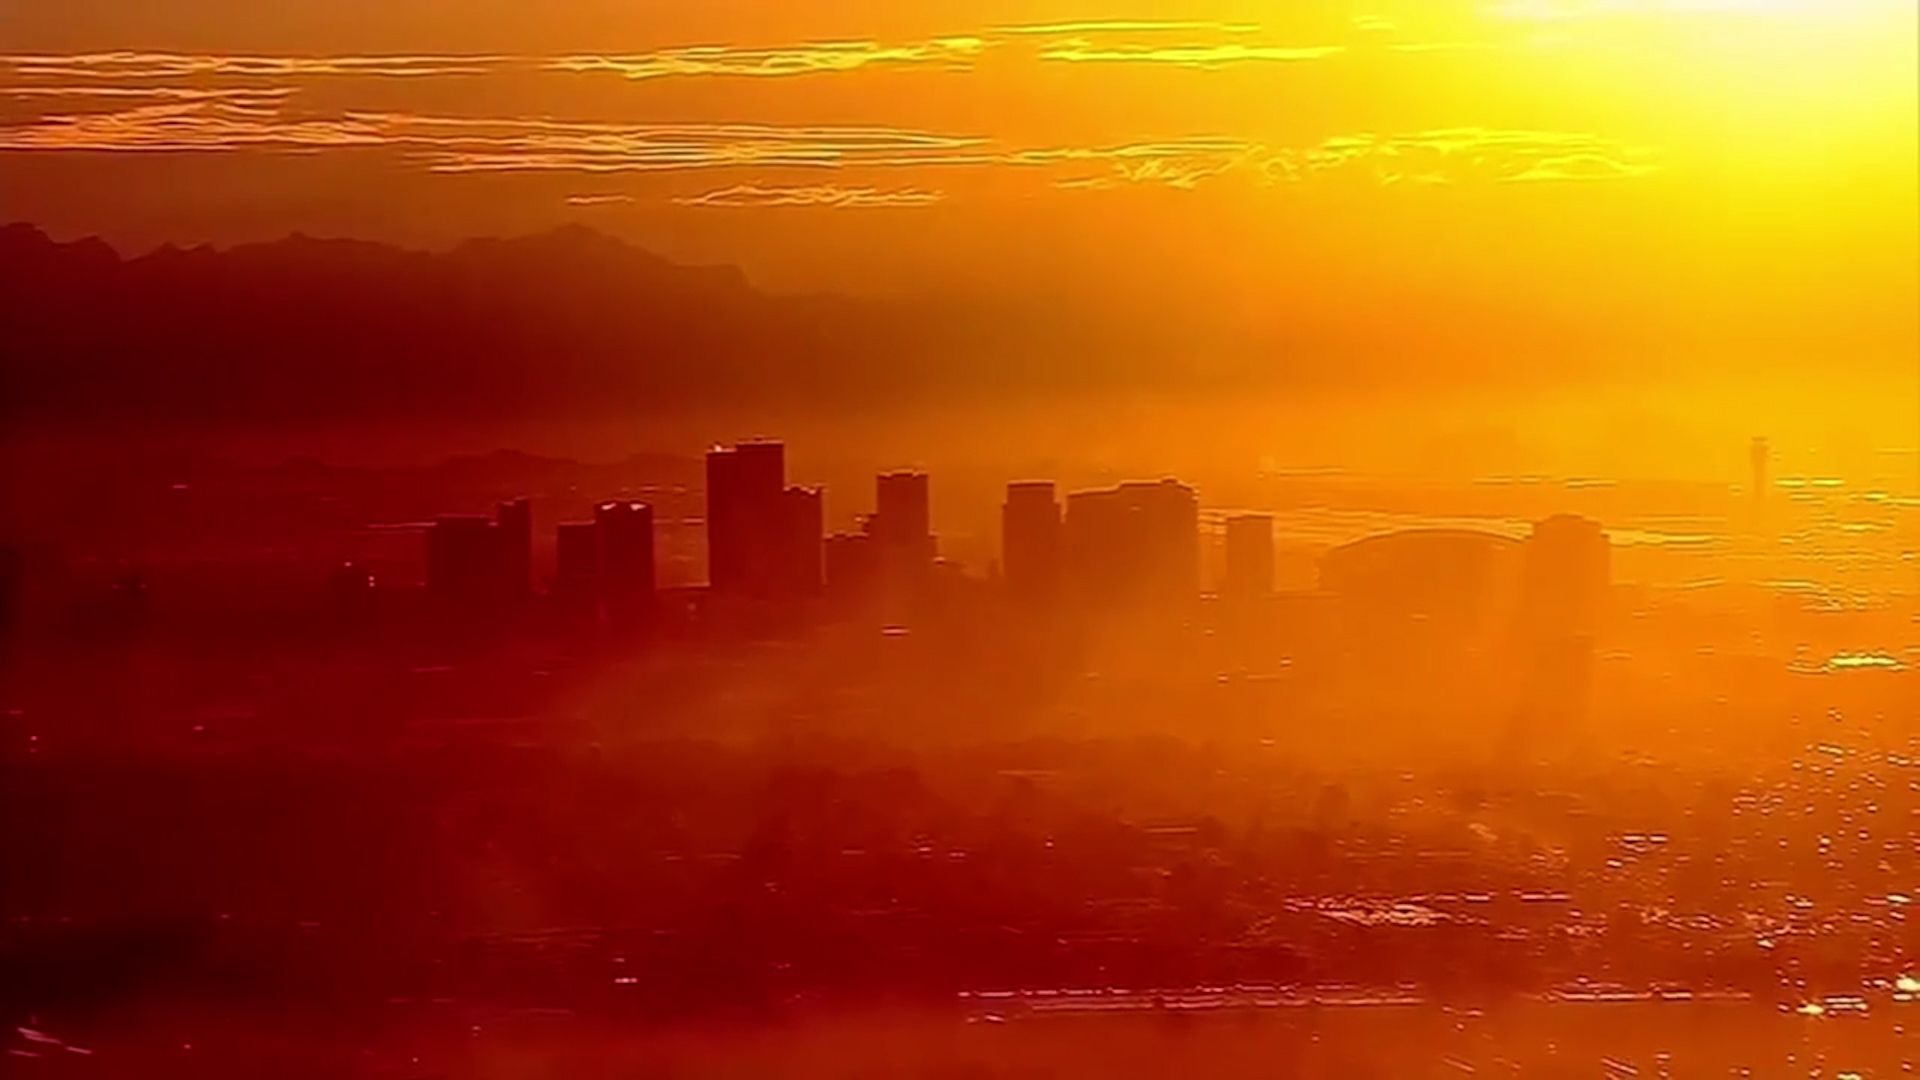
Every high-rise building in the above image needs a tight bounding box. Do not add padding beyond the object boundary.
[1062,480,1200,602]
[825,532,879,599]
[1222,514,1275,598]
[554,521,599,590]
[872,472,931,545]
[1517,515,1611,723]
[871,471,936,571]
[495,497,532,599]
[706,441,822,598]
[706,441,786,593]
[595,501,655,619]
[1002,481,1061,599]
[552,520,600,619]
[425,498,536,608]
[774,487,824,595]
[426,514,500,603]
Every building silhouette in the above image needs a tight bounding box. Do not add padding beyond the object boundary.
[707,441,784,594]
[426,514,501,604]
[552,519,600,619]
[595,500,656,621]
[426,498,535,609]
[871,471,936,580]
[1517,514,1612,723]
[1062,480,1200,603]
[1002,481,1062,600]
[1222,514,1275,598]
[824,531,879,600]
[496,497,532,599]
[774,486,824,595]
[554,521,599,592]
[706,441,821,598]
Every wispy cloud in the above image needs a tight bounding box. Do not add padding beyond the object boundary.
[1004,137,1258,190]
[1284,128,1659,184]
[0,37,990,87]
[996,20,1262,35]
[673,183,944,208]
[0,51,504,79]
[548,37,987,79]
[1035,41,1345,67]
[1506,152,1661,181]
[0,23,1364,90]
[0,90,1657,193]
[0,101,991,169]
[401,117,991,174]
[564,192,635,206]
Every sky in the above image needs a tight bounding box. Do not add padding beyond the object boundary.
[1,0,1916,474]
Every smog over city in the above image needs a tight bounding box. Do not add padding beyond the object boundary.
[1,1,1916,1076]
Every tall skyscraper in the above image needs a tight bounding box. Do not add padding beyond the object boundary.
[824,531,878,599]
[1002,481,1061,599]
[425,514,500,604]
[426,498,535,608]
[872,472,931,544]
[595,500,655,618]
[871,471,936,568]
[705,441,822,598]
[495,497,532,599]
[1222,514,1275,598]
[707,441,783,594]
[1062,480,1199,602]
[1517,515,1611,723]
[707,441,787,594]
[552,520,600,619]
[774,487,824,595]
[554,521,599,589]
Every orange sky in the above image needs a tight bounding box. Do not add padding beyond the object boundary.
[2,1,1916,472]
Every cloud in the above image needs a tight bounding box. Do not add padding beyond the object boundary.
[0,85,292,101]
[402,117,991,174]
[0,51,505,79]
[1505,152,1662,181]
[564,192,635,206]
[1,21,1464,97]
[1283,128,1659,184]
[996,20,1262,35]
[0,89,1656,193]
[1035,41,1345,67]
[0,99,392,152]
[0,101,991,169]
[1005,137,1259,190]
[672,184,943,208]
[1,37,990,88]
[548,37,987,79]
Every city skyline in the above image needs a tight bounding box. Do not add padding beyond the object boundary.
[408,437,1624,602]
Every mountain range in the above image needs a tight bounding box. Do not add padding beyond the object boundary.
[0,223,972,428]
